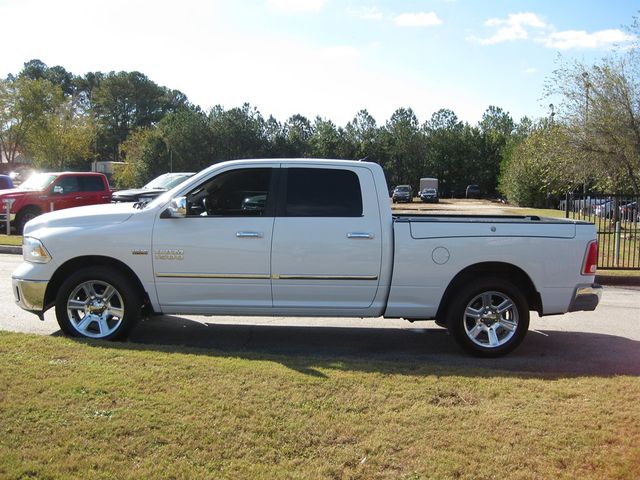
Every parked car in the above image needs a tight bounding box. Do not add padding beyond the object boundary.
[112,172,195,203]
[594,200,615,218]
[13,159,601,357]
[392,185,413,203]
[620,201,638,222]
[0,174,14,190]
[465,184,481,199]
[576,197,609,215]
[419,178,438,200]
[419,187,439,203]
[0,172,112,233]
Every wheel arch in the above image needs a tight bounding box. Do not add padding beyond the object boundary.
[436,261,542,321]
[44,255,151,312]
[17,204,43,214]
[15,204,43,226]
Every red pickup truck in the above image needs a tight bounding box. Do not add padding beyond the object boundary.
[0,172,112,233]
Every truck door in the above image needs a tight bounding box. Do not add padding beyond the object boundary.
[271,165,383,310]
[48,175,82,211]
[152,165,277,312]
[78,175,112,205]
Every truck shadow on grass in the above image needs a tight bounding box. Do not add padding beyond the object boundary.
[72,314,640,378]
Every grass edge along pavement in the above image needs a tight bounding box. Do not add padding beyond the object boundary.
[0,330,639,480]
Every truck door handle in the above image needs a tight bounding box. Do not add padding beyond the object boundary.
[347,232,374,239]
[236,231,263,238]
[75,196,82,200]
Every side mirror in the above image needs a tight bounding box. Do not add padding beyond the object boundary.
[161,197,187,218]
[52,185,63,195]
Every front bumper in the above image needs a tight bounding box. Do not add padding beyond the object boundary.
[568,284,602,312]
[12,277,48,313]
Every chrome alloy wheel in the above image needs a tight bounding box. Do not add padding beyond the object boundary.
[462,291,519,348]
[66,280,125,339]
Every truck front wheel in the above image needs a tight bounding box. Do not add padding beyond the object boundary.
[55,267,142,340]
[16,206,42,234]
[446,278,529,357]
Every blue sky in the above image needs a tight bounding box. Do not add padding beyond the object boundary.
[0,0,637,126]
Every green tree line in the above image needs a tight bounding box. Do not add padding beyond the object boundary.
[1,59,519,195]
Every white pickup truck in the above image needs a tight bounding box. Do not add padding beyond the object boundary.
[12,159,601,356]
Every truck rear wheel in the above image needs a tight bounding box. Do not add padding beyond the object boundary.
[55,266,142,340]
[446,277,529,357]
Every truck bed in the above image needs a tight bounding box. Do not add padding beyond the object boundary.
[386,212,596,320]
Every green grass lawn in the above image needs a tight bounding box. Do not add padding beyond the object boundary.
[0,331,638,480]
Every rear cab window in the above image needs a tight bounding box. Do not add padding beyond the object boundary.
[79,176,106,192]
[281,168,363,217]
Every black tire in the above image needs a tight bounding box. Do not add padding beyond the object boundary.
[16,206,42,234]
[446,277,529,357]
[55,266,142,340]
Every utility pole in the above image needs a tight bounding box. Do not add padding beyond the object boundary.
[582,71,590,127]
[163,137,173,173]
[582,71,590,194]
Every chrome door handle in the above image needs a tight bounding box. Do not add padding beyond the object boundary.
[236,231,263,238]
[347,232,374,239]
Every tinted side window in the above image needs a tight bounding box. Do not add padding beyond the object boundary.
[54,176,80,193]
[79,176,105,192]
[284,168,363,217]
[186,168,272,217]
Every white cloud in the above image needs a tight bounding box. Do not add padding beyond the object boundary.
[472,12,548,45]
[543,29,636,50]
[348,6,383,21]
[394,12,442,28]
[524,67,537,75]
[471,12,636,51]
[267,0,326,13]
[485,12,547,29]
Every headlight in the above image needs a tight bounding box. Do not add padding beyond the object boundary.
[23,237,52,264]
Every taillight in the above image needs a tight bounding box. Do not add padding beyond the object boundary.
[582,240,598,275]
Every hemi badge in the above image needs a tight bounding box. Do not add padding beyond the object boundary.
[131,250,149,255]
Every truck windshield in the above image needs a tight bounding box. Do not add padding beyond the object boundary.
[18,173,57,191]
[396,186,411,192]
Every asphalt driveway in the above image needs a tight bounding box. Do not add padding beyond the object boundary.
[2,253,638,377]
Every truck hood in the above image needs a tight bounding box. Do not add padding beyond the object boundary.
[0,188,37,200]
[111,187,166,201]
[24,203,136,234]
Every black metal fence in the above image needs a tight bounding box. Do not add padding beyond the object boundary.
[562,193,640,270]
